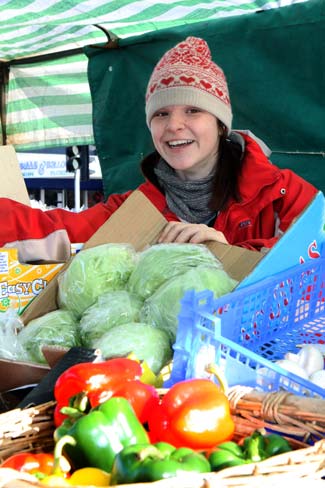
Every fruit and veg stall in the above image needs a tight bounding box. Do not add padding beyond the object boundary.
[0,211,325,487]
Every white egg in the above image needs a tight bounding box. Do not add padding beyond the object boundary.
[275,359,309,379]
[284,352,300,363]
[309,369,325,388]
[297,344,324,376]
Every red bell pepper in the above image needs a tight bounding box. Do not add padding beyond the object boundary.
[112,379,160,424]
[1,452,55,476]
[147,378,235,450]
[54,357,160,427]
[54,357,142,406]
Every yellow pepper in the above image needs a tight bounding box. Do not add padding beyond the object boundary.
[68,467,111,486]
[41,468,110,486]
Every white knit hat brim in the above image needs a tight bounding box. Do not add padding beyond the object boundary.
[146,86,232,133]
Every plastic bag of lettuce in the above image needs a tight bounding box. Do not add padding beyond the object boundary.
[140,265,238,343]
[18,309,80,364]
[58,243,137,318]
[79,290,143,347]
[127,243,222,300]
[94,322,172,375]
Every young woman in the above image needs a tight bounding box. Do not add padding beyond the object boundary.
[0,37,317,262]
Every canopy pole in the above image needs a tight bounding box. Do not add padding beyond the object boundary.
[74,168,81,212]
[0,63,9,145]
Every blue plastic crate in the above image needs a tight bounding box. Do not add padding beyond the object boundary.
[166,256,325,398]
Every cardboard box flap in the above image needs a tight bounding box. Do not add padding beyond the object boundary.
[0,145,30,206]
[206,241,263,282]
[0,358,49,392]
[20,258,72,324]
[84,190,167,251]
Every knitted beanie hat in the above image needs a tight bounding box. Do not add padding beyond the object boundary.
[145,36,232,132]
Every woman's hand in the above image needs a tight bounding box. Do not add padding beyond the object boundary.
[158,221,229,245]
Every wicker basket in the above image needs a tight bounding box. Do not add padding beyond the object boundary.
[1,387,325,488]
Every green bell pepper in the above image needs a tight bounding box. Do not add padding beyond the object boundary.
[110,441,211,484]
[262,433,293,457]
[242,430,267,462]
[57,396,149,473]
[208,441,248,471]
[209,431,292,472]
[242,429,292,462]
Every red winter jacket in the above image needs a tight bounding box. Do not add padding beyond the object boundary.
[0,133,317,262]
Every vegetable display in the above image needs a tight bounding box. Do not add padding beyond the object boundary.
[275,344,325,388]
[0,356,298,486]
[13,242,238,365]
[147,378,235,449]
[1,453,55,477]
[54,357,143,414]
[0,241,311,486]
[208,430,292,471]
[57,397,150,473]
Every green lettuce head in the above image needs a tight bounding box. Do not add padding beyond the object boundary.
[58,243,137,318]
[18,309,80,364]
[127,243,222,300]
[140,265,237,343]
[95,322,173,375]
[79,290,143,347]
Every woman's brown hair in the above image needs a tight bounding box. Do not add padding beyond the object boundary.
[209,124,244,213]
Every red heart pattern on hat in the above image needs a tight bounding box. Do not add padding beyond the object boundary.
[161,77,174,86]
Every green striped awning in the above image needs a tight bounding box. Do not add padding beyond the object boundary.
[0,0,308,150]
[0,0,308,62]
[5,54,93,149]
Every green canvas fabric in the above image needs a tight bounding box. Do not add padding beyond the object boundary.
[86,0,325,197]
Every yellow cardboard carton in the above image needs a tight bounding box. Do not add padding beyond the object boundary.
[0,248,64,314]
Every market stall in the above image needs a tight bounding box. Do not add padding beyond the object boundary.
[0,1,324,487]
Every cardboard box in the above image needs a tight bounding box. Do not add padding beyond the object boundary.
[0,145,31,206]
[21,189,325,325]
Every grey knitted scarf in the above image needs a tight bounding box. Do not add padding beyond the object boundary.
[154,158,216,224]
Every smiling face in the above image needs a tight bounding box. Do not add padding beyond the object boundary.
[150,105,220,181]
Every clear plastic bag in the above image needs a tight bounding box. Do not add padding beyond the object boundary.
[0,308,28,361]
[17,309,80,364]
[79,290,143,347]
